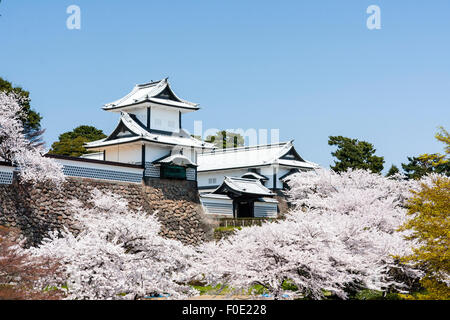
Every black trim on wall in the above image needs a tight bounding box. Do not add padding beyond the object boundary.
[103,150,106,161]
[129,114,176,136]
[152,152,172,163]
[179,111,181,130]
[273,172,277,190]
[141,144,146,178]
[141,145,146,165]
[147,107,151,129]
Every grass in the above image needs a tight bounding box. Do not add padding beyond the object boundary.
[351,289,403,300]
[190,280,297,297]
[214,226,242,232]
[191,284,231,295]
[43,283,68,292]
[190,281,409,300]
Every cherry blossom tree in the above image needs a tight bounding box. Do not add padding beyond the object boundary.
[0,91,64,184]
[198,169,428,299]
[0,226,63,300]
[28,189,199,300]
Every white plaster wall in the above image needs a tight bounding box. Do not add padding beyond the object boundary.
[198,166,287,189]
[276,167,291,189]
[172,146,197,164]
[260,166,285,189]
[101,143,195,165]
[261,166,288,189]
[151,106,179,133]
[257,166,272,188]
[104,144,141,163]
[130,108,147,125]
[197,168,248,188]
[80,152,104,160]
[145,144,171,162]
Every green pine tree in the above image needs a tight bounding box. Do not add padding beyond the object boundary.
[49,125,106,157]
[328,136,384,173]
[386,164,400,177]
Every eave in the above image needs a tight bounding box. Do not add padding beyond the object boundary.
[102,99,200,112]
[85,137,213,150]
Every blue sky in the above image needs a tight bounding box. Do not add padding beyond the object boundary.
[1,1,449,171]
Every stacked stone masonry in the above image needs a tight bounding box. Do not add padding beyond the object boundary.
[0,176,213,247]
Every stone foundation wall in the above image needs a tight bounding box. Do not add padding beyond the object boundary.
[0,176,213,247]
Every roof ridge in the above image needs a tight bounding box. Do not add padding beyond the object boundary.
[270,140,294,163]
[104,85,140,107]
[103,81,161,107]
[199,141,291,155]
[136,79,165,88]
[226,176,260,182]
[102,78,199,110]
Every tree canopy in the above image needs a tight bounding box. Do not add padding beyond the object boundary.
[328,135,384,173]
[49,125,106,157]
[0,92,64,184]
[386,164,400,177]
[200,169,424,299]
[402,127,450,179]
[0,77,44,146]
[401,156,449,179]
[398,177,450,299]
[397,126,450,299]
[205,130,244,149]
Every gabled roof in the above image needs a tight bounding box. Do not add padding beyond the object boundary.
[103,78,199,111]
[85,112,215,150]
[213,176,275,197]
[279,169,300,182]
[153,153,197,167]
[197,141,319,172]
[240,172,269,181]
[200,193,277,203]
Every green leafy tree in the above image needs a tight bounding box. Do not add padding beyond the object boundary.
[398,177,450,300]
[434,126,450,155]
[49,125,106,157]
[398,126,450,299]
[386,164,400,177]
[328,136,384,173]
[0,77,44,146]
[401,156,449,179]
[205,130,244,149]
[402,128,450,179]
